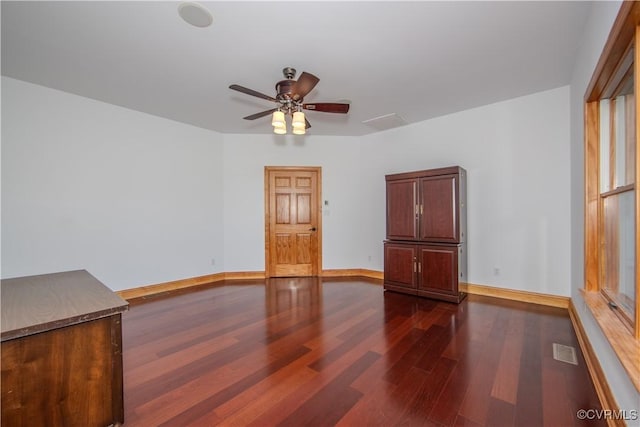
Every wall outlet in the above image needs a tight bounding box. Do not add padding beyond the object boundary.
[493,267,500,276]
[211,258,216,266]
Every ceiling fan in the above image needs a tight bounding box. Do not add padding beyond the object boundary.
[229,67,350,133]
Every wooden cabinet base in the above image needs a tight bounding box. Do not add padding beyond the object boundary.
[1,315,124,427]
[384,286,467,303]
[384,241,467,304]
[417,289,467,303]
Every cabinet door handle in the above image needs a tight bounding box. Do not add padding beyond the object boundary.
[418,262,421,273]
[413,262,417,273]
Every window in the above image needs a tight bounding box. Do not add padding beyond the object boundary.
[583,1,639,391]
[599,60,636,326]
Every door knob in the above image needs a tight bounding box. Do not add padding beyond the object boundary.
[309,227,317,231]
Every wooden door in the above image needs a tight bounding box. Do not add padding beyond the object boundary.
[419,174,459,242]
[265,167,321,277]
[386,178,419,240]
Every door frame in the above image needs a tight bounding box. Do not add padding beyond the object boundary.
[264,166,323,278]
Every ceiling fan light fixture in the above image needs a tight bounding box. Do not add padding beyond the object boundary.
[292,111,305,129]
[292,127,306,135]
[273,125,287,135]
[272,110,285,128]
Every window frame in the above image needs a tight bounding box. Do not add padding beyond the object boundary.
[583,0,640,392]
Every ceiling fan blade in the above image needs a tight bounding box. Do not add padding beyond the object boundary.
[305,118,311,129]
[243,108,277,120]
[291,72,319,101]
[229,84,277,102]
[303,103,350,114]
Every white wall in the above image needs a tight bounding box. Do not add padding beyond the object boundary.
[359,86,571,296]
[1,77,225,290]
[2,77,572,295]
[568,1,639,413]
[221,133,365,272]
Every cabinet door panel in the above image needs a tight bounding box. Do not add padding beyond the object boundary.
[386,179,418,240]
[417,245,458,295]
[420,175,458,242]
[384,243,417,289]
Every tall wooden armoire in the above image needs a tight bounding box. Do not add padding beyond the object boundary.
[383,166,467,303]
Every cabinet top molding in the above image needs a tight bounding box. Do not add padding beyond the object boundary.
[385,166,466,181]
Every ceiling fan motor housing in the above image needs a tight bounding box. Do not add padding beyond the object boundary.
[275,79,297,102]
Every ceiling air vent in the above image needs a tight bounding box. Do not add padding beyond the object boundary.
[362,113,408,131]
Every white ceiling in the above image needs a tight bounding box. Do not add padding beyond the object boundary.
[1,1,592,136]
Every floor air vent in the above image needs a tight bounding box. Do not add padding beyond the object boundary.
[552,343,578,365]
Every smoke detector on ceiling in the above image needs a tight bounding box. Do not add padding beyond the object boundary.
[178,2,213,28]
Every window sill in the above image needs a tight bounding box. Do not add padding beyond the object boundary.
[579,289,640,392]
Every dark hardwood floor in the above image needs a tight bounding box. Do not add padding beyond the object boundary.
[122,278,604,426]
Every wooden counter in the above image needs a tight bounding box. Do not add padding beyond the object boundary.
[1,270,129,427]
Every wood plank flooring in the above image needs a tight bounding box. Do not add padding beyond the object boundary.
[122,278,605,426]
